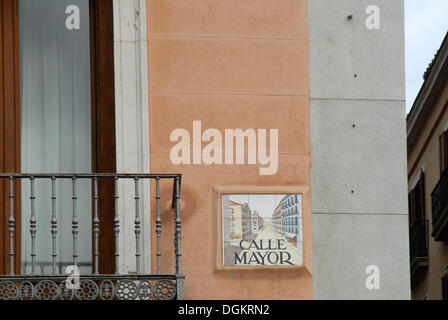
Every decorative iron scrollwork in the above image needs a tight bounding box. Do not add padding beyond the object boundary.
[154,280,176,300]
[75,280,99,300]
[99,280,115,300]
[115,280,138,300]
[35,280,59,300]
[138,280,153,300]
[59,281,75,300]
[0,277,176,300]
[0,281,19,300]
[19,281,34,300]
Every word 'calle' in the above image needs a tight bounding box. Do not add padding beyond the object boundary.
[170,121,278,175]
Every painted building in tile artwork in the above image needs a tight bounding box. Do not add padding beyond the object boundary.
[251,210,264,233]
[272,204,283,236]
[228,200,244,241]
[281,195,301,247]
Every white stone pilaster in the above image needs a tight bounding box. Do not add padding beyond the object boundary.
[113,0,150,274]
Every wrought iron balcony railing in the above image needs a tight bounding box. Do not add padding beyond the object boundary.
[409,220,429,280]
[0,173,183,301]
[431,169,448,241]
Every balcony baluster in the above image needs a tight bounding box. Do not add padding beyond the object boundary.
[0,173,183,300]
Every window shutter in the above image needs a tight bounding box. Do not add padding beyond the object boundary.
[444,130,448,173]
[415,187,421,224]
[440,133,445,174]
[408,192,412,226]
[418,170,426,221]
[443,274,448,300]
[410,189,416,226]
[0,0,21,275]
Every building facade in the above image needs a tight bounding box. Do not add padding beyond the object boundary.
[251,210,263,233]
[228,200,243,241]
[0,0,409,300]
[241,203,253,240]
[281,194,301,247]
[272,204,282,236]
[407,32,448,300]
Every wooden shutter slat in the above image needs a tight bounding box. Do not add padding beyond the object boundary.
[444,130,448,171]
[440,133,444,174]
[443,275,448,300]
[408,192,412,226]
[418,170,426,221]
[90,0,116,274]
[410,189,416,226]
[0,0,21,275]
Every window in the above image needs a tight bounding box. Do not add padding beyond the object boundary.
[442,268,448,300]
[440,129,448,175]
[409,169,425,227]
[0,0,116,275]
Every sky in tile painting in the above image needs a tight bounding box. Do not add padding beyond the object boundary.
[227,194,288,220]
[406,0,448,113]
